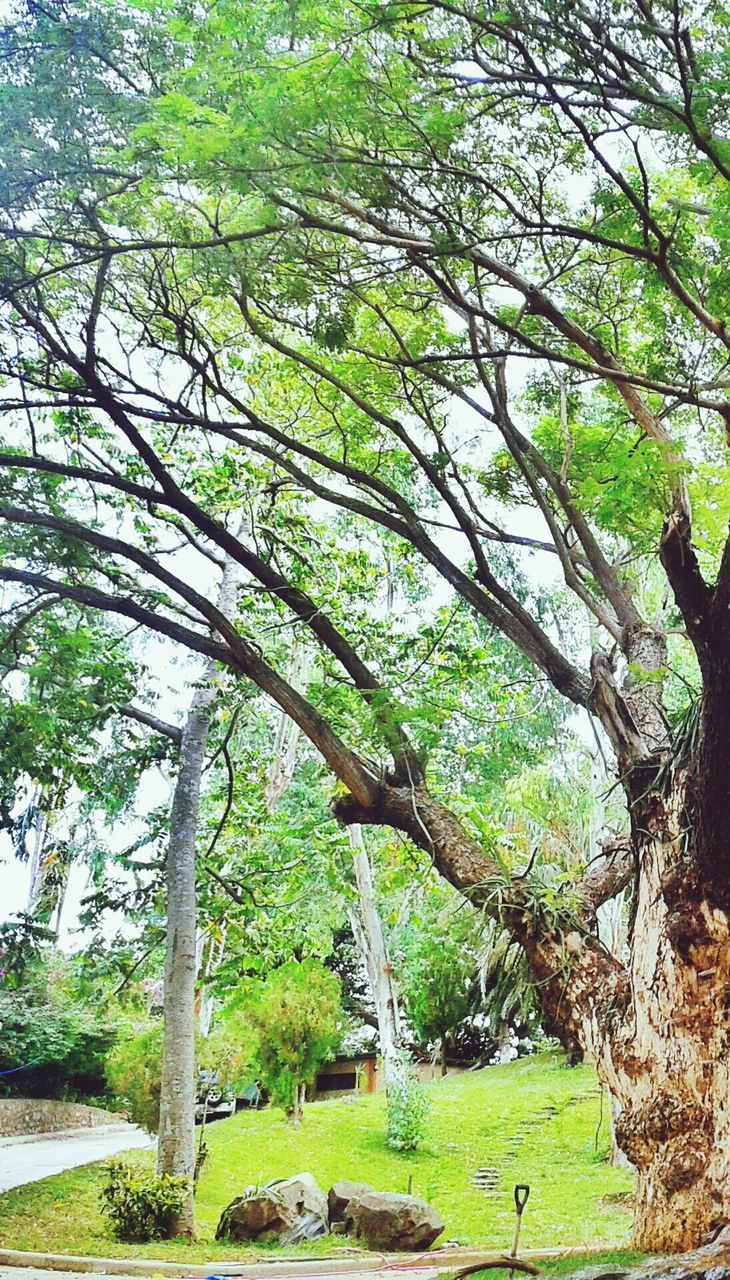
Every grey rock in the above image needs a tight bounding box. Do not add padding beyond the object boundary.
[216,1172,328,1244]
[349,1190,444,1251]
[328,1179,374,1225]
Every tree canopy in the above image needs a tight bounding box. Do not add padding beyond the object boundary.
[3,0,730,1251]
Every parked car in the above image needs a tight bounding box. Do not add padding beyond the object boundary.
[195,1070,235,1123]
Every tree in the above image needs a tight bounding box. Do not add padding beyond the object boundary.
[154,556,239,1237]
[395,889,481,1074]
[4,0,730,1249]
[245,959,342,1126]
[345,824,406,1087]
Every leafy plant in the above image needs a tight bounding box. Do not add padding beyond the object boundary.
[100,1160,189,1242]
[395,892,481,1063]
[0,976,114,1100]
[386,1057,430,1152]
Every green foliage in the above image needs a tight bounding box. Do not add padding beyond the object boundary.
[385,1057,430,1153]
[395,891,480,1049]
[104,1012,258,1135]
[0,915,56,987]
[0,605,139,829]
[244,958,342,1118]
[105,1022,163,1133]
[0,965,115,1100]
[101,1161,188,1243]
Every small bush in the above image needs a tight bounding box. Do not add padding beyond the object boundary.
[101,1160,188,1242]
[386,1059,430,1152]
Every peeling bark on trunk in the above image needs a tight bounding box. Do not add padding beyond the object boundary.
[346,823,405,1089]
[334,759,730,1250]
[604,787,730,1250]
[157,558,239,1238]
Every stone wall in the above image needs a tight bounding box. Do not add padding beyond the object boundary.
[0,1098,123,1138]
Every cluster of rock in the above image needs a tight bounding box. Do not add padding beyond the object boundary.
[216,1173,444,1251]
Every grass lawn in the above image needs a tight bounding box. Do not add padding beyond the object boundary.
[0,1054,635,1263]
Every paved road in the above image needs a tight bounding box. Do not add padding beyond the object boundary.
[0,1125,154,1193]
[0,1270,444,1280]
[0,1269,445,1280]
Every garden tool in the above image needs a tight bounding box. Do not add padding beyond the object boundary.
[509,1184,530,1279]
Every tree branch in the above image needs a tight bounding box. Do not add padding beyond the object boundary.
[120,704,182,745]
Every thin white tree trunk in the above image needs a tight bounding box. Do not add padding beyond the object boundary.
[346,824,404,1089]
[264,650,406,1091]
[195,927,226,1039]
[25,790,47,913]
[495,1020,512,1064]
[265,641,309,809]
[157,557,238,1237]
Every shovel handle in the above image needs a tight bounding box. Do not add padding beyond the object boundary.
[514,1184,530,1215]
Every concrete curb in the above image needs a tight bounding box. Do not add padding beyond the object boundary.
[0,1244,625,1278]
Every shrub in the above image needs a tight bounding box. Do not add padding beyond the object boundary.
[386,1059,430,1152]
[101,1160,189,1242]
[0,983,114,1100]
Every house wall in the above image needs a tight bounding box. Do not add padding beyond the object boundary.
[311,1056,379,1100]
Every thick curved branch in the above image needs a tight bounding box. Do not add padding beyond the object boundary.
[120,704,182,745]
[660,511,713,679]
[0,565,378,806]
[575,838,635,915]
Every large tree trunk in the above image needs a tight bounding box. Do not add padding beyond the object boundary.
[334,758,730,1252]
[526,762,730,1251]
[583,627,730,1250]
[601,790,730,1251]
[157,558,238,1238]
[346,823,405,1090]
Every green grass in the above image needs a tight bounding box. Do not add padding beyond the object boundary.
[539,1251,648,1275]
[0,1055,635,1263]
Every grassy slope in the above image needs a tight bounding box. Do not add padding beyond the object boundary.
[0,1055,634,1262]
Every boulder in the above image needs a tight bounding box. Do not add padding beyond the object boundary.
[349,1190,444,1251]
[216,1172,329,1244]
[328,1179,374,1226]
